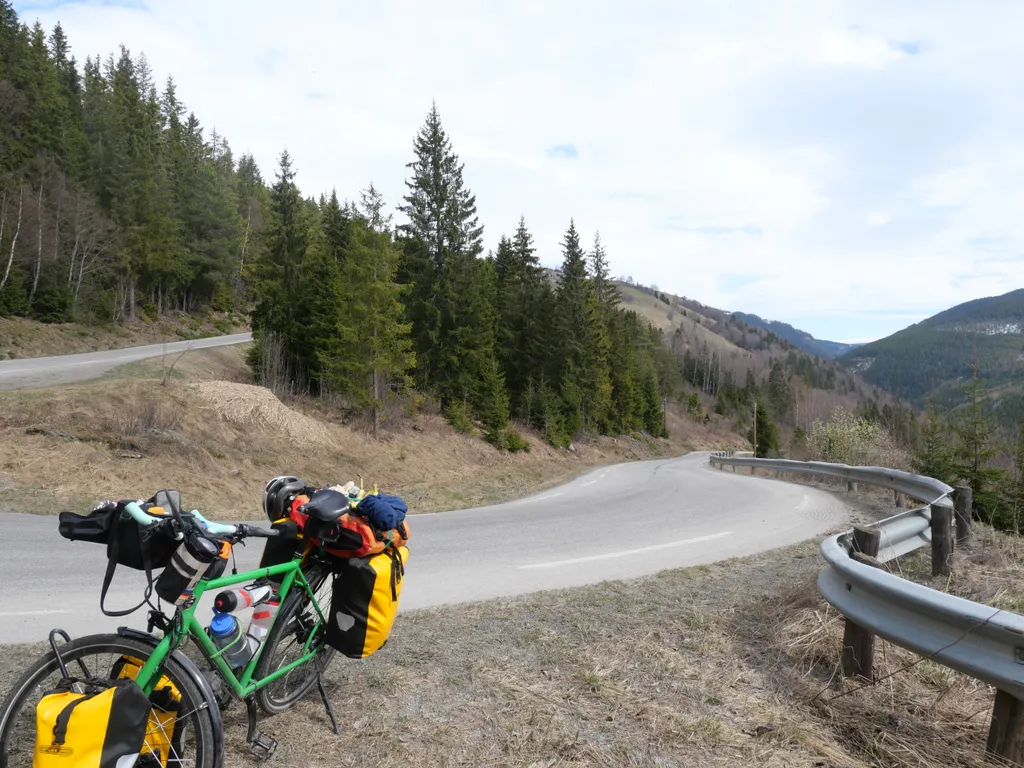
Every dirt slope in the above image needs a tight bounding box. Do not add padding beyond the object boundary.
[0,346,745,519]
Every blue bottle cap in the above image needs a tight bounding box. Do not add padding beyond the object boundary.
[210,612,236,637]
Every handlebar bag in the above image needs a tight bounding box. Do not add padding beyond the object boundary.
[59,500,178,572]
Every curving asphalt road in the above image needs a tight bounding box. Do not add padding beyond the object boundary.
[0,332,253,390]
[0,453,853,644]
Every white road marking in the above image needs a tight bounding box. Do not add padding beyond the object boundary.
[519,531,733,569]
[796,494,809,511]
[520,492,563,505]
[0,609,70,617]
[581,481,597,487]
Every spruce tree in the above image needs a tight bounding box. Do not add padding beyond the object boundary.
[247,150,311,390]
[749,397,780,457]
[952,360,1004,522]
[320,186,414,436]
[590,231,619,315]
[911,410,956,485]
[397,103,504,425]
[555,219,612,434]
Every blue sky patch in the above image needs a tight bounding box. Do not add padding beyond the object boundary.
[14,0,145,11]
[546,144,578,159]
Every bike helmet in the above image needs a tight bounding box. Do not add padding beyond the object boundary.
[261,475,307,522]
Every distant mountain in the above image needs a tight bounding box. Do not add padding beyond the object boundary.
[838,288,1024,424]
[730,312,859,359]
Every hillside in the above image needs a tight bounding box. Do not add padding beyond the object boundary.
[838,288,1024,422]
[730,312,858,359]
[607,279,895,441]
[0,345,745,518]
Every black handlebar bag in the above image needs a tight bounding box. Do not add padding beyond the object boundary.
[58,495,181,616]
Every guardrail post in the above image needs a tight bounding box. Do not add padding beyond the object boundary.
[847,481,858,493]
[894,490,903,508]
[931,502,954,577]
[841,526,881,679]
[955,485,973,544]
[987,690,1024,765]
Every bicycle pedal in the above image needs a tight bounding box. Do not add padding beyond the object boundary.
[248,732,278,761]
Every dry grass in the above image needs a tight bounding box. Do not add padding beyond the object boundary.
[208,525,1015,768]
[617,284,742,356]
[0,312,247,360]
[1,494,1018,766]
[0,346,746,519]
[4,531,1009,766]
[188,381,334,446]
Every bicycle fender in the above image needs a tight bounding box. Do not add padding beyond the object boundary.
[117,626,225,768]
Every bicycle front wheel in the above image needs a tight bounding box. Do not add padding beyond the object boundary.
[0,633,218,768]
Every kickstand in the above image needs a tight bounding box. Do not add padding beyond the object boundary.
[317,671,340,735]
[245,697,277,761]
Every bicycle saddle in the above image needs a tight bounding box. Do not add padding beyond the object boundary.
[300,488,349,522]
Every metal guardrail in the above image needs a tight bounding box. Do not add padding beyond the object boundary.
[708,453,1024,707]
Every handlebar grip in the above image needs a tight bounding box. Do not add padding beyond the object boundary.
[123,501,160,527]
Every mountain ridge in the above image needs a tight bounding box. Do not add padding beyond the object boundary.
[837,287,1024,425]
[729,312,860,359]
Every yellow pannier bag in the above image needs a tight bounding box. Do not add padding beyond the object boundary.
[110,655,182,766]
[326,545,408,658]
[34,677,150,768]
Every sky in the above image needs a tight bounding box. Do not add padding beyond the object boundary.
[12,0,1024,345]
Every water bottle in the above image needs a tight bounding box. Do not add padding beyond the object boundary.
[155,532,221,605]
[213,583,274,614]
[209,612,253,669]
[245,590,281,653]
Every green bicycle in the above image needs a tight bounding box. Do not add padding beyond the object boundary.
[0,485,347,767]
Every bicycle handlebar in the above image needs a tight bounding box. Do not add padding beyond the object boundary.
[122,500,278,541]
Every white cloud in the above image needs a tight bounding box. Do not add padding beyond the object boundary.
[818,27,905,70]
[10,0,1024,342]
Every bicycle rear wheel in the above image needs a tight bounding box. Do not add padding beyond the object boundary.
[0,633,217,768]
[254,561,336,715]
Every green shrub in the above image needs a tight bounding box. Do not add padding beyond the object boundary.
[444,401,477,436]
[486,425,531,452]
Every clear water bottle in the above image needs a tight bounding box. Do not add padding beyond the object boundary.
[245,590,281,653]
[209,612,253,669]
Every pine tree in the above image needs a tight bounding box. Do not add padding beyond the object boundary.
[997,422,1024,533]
[767,359,793,420]
[554,219,612,434]
[397,103,503,424]
[911,410,956,485]
[320,187,414,436]
[952,360,1004,522]
[247,150,312,390]
[749,397,780,457]
[590,231,619,315]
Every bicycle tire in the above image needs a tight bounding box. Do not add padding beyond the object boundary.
[0,633,218,768]
[254,561,336,715]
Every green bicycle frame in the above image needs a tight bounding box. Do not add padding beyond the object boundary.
[132,554,331,699]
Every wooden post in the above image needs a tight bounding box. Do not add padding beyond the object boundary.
[955,485,973,544]
[987,690,1024,765]
[931,502,954,577]
[841,526,881,679]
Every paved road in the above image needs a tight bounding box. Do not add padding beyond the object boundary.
[0,332,253,390]
[0,453,853,644]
